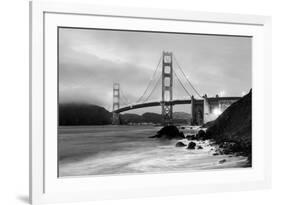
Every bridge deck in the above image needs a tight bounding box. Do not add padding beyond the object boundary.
[114,97,241,113]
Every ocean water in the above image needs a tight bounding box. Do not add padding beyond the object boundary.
[58,125,249,177]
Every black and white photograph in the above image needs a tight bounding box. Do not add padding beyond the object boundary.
[58,27,252,177]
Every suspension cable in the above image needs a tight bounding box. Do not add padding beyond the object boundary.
[143,74,162,103]
[173,69,192,98]
[136,55,162,103]
[119,97,127,107]
[120,90,130,105]
[173,56,202,98]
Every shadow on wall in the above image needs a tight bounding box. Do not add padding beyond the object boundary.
[16,195,29,204]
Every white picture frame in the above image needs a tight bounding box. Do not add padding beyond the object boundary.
[29,1,272,204]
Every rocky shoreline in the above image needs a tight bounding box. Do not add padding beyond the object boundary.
[149,122,251,167]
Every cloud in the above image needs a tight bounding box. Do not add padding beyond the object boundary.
[59,49,156,108]
[59,28,252,113]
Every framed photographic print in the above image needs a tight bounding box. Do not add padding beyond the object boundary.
[30,1,272,204]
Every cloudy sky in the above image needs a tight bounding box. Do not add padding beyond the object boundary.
[59,28,252,114]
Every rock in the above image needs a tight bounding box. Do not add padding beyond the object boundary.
[227,142,241,152]
[175,141,187,147]
[179,132,185,139]
[219,159,227,164]
[218,149,224,155]
[148,135,157,138]
[187,142,196,149]
[222,149,231,155]
[218,142,241,155]
[213,153,219,156]
[197,145,203,149]
[155,125,185,139]
[201,120,215,128]
[196,130,207,140]
[206,90,252,158]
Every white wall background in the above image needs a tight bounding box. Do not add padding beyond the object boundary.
[0,0,279,204]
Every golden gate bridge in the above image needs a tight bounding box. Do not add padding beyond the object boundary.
[112,51,241,125]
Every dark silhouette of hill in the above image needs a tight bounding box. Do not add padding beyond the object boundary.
[120,111,191,124]
[120,112,162,124]
[59,103,112,125]
[173,112,191,120]
[59,103,192,126]
[120,113,143,124]
[142,112,163,123]
[206,89,252,157]
[173,112,192,124]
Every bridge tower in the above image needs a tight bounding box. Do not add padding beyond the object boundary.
[191,95,204,125]
[112,83,120,125]
[161,51,173,125]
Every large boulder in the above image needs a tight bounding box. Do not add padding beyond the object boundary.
[196,130,208,140]
[187,142,196,149]
[197,145,203,149]
[152,125,185,140]
[218,159,227,164]
[175,141,187,147]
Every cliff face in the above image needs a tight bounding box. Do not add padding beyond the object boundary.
[206,90,252,156]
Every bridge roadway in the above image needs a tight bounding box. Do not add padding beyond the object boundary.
[114,97,241,113]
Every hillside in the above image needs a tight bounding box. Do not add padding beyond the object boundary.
[206,89,252,156]
[120,111,191,124]
[173,112,192,124]
[120,113,143,124]
[59,104,112,125]
[120,112,162,124]
[142,112,163,123]
[173,112,191,120]
[59,103,192,126]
